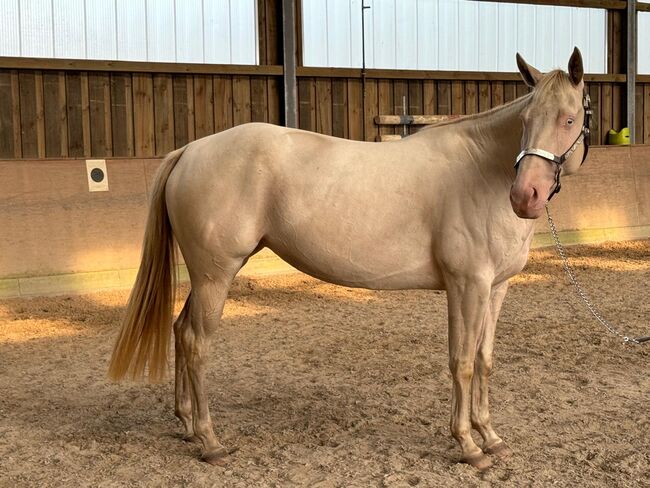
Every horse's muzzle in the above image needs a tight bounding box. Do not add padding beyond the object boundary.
[509,185,545,219]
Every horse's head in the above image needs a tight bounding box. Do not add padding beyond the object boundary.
[510,47,591,219]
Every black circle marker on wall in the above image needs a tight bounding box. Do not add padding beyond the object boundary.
[90,168,105,183]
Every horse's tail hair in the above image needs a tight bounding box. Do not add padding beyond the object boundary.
[108,146,187,382]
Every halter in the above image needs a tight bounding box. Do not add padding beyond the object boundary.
[514,92,592,201]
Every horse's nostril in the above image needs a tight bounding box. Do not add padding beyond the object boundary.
[530,186,539,201]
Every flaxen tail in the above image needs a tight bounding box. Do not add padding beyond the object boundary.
[108,146,187,382]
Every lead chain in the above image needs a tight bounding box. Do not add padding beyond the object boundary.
[545,205,641,345]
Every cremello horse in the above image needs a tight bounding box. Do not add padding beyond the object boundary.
[109,49,590,470]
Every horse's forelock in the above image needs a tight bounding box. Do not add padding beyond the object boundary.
[531,70,575,103]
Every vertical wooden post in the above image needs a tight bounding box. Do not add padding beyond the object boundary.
[282,0,298,128]
[627,0,637,143]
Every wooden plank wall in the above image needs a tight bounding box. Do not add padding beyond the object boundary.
[0,68,282,159]
[0,67,647,159]
[297,76,638,145]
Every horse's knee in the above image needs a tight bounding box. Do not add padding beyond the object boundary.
[449,358,475,382]
[475,352,493,377]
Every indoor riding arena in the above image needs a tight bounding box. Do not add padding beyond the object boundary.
[1,1,649,487]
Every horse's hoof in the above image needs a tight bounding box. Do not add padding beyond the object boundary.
[201,446,238,466]
[182,434,199,443]
[484,441,513,459]
[462,452,492,471]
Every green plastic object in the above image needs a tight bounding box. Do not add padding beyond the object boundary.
[607,127,630,145]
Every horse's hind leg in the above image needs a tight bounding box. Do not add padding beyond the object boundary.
[173,293,195,442]
[182,267,240,465]
[471,281,513,459]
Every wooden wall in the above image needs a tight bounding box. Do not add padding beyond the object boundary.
[297,73,642,145]
[0,67,282,159]
[1,63,647,160]
[2,146,649,296]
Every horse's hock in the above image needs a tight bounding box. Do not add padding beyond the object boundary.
[0,145,649,297]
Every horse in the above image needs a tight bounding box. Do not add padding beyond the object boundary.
[108,48,590,470]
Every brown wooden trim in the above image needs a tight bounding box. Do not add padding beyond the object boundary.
[0,57,283,76]
[485,0,625,9]
[297,67,626,83]
[636,2,650,11]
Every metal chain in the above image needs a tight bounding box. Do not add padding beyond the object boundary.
[545,205,641,345]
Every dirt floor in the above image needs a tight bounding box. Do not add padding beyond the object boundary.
[1,240,649,487]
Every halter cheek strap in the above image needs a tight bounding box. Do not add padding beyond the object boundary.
[514,92,592,201]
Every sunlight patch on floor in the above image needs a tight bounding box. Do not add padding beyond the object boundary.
[0,319,84,344]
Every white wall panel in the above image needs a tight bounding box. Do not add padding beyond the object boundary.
[86,0,117,59]
[477,2,497,72]
[639,12,650,74]
[302,0,328,66]
[20,0,54,57]
[0,0,21,57]
[175,0,204,63]
[416,0,437,70]
[53,0,86,58]
[302,0,607,73]
[230,0,257,64]
[328,0,352,67]
[6,0,256,64]
[146,0,175,62]
[116,0,147,61]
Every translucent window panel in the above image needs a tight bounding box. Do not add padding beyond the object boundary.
[4,0,257,64]
[302,0,607,73]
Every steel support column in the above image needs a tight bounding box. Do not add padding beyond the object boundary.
[627,0,637,143]
[282,0,298,128]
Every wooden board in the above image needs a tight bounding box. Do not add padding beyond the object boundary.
[0,71,16,158]
[437,82,451,115]
[173,75,192,148]
[89,73,112,157]
[42,72,68,158]
[377,80,394,137]
[110,73,134,157]
[451,81,464,115]
[250,77,269,123]
[422,80,436,115]
[347,79,363,141]
[214,75,234,133]
[331,78,348,138]
[298,77,316,132]
[153,74,175,154]
[194,74,215,139]
[316,78,332,135]
[363,79,378,142]
[19,72,39,158]
[232,76,252,126]
[132,73,154,157]
[464,81,478,115]
[645,84,650,144]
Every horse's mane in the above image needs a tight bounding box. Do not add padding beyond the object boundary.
[417,91,532,132]
[418,69,572,133]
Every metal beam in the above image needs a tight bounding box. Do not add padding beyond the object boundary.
[282,0,298,128]
[627,0,637,143]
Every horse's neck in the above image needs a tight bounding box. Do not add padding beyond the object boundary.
[465,95,530,176]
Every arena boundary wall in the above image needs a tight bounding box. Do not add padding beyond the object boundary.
[0,145,649,298]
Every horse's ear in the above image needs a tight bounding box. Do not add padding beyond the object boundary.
[567,46,584,86]
[516,53,542,88]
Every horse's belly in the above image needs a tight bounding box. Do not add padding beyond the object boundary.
[265,230,442,291]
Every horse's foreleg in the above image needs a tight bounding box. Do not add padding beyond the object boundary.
[445,274,493,470]
[174,293,196,442]
[471,281,513,459]
[182,277,235,465]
